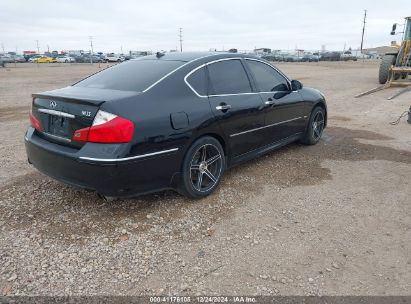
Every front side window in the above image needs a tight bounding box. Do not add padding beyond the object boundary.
[75,60,184,92]
[207,60,252,95]
[246,60,289,92]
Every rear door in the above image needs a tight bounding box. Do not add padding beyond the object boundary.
[206,59,265,157]
[244,59,305,145]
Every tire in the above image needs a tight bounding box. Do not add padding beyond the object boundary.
[301,106,325,145]
[180,136,225,199]
[379,55,396,84]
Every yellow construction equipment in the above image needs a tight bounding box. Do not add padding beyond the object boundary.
[356,16,411,99]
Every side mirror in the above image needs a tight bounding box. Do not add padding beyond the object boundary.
[391,23,397,35]
[291,80,303,91]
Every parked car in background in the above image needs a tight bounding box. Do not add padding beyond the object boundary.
[25,52,327,200]
[320,52,341,61]
[24,54,39,62]
[356,53,371,60]
[341,51,358,61]
[80,54,105,63]
[105,53,124,62]
[28,55,42,62]
[261,54,277,62]
[12,55,26,63]
[302,53,320,62]
[31,56,57,63]
[73,55,100,63]
[0,54,14,64]
[283,53,301,62]
[56,55,75,63]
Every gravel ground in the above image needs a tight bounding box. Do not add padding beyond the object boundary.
[0,61,410,296]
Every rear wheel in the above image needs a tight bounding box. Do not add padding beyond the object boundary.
[379,54,396,84]
[301,107,325,145]
[180,136,225,198]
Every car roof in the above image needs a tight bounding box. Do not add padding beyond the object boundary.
[134,52,259,63]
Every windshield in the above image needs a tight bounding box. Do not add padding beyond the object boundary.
[74,60,184,92]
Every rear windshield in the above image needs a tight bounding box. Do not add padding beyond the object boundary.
[74,60,184,92]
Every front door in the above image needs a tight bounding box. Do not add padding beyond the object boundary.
[244,59,305,145]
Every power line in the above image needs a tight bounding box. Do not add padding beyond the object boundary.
[360,9,367,53]
[179,28,183,52]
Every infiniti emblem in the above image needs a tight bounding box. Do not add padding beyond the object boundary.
[49,100,57,108]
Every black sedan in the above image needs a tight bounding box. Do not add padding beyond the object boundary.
[25,52,327,199]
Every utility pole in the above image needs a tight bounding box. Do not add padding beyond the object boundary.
[89,36,94,64]
[360,9,367,53]
[35,40,40,68]
[178,28,183,52]
[1,43,4,54]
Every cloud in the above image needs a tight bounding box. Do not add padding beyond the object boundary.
[0,0,408,53]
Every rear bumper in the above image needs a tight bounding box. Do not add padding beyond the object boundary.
[25,128,181,197]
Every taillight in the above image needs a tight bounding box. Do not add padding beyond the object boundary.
[29,113,43,132]
[72,110,134,143]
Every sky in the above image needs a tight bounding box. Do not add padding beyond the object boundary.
[0,0,409,54]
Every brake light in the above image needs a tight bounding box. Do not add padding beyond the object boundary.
[72,110,134,143]
[29,113,43,132]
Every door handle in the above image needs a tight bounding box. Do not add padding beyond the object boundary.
[216,104,232,111]
[265,98,275,106]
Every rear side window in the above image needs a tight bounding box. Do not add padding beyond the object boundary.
[207,60,252,95]
[246,60,289,92]
[186,67,207,96]
[75,60,184,92]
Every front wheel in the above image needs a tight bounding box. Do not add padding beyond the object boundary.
[301,107,325,145]
[180,137,225,199]
[378,54,396,84]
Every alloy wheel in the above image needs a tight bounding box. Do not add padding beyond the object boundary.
[189,144,223,192]
[312,111,324,141]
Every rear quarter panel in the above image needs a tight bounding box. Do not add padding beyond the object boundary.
[99,63,222,173]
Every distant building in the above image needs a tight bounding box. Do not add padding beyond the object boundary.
[362,46,398,56]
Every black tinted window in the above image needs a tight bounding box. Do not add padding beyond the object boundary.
[186,67,207,96]
[208,60,252,95]
[246,60,289,92]
[75,60,183,92]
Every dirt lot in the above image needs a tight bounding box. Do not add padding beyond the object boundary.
[0,61,410,296]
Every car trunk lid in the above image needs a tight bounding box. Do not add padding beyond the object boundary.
[31,86,137,148]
